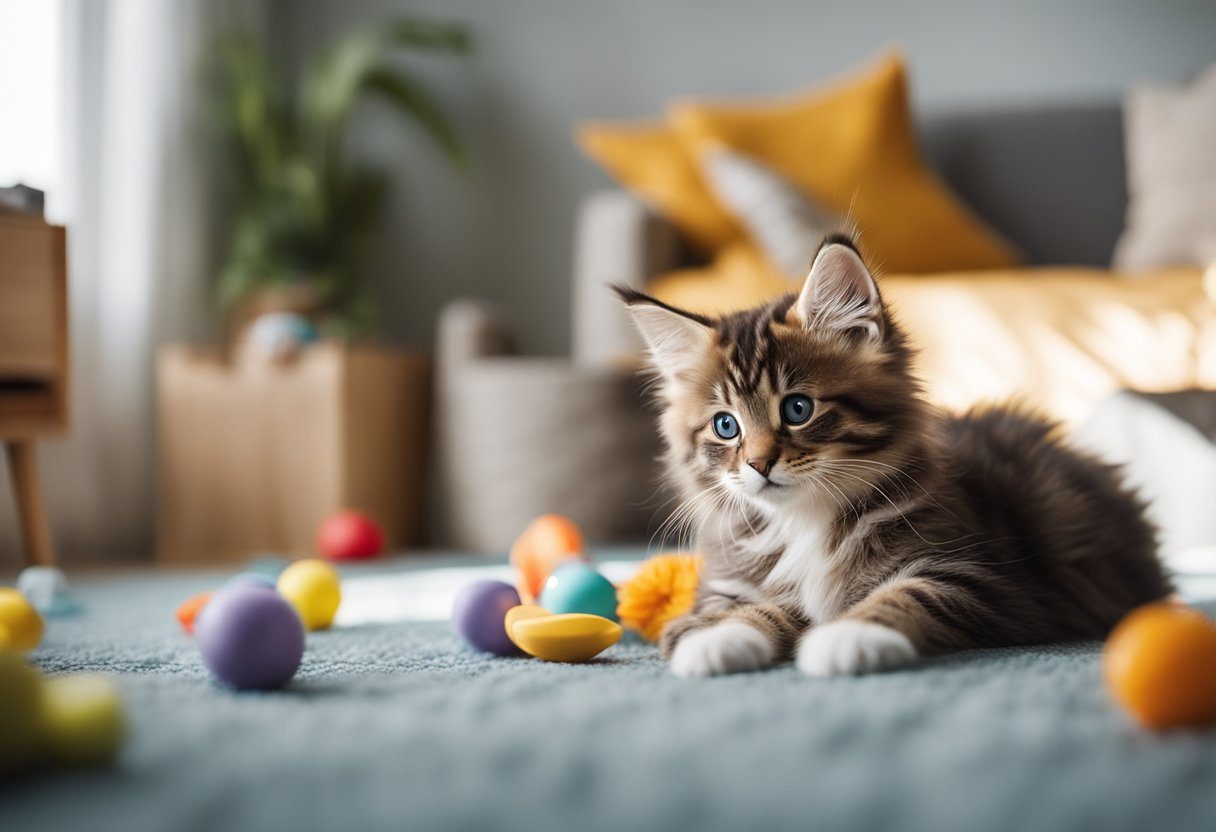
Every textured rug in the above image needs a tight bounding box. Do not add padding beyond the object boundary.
[7,554,1216,832]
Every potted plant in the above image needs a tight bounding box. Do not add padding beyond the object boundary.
[157,19,469,562]
[211,18,469,337]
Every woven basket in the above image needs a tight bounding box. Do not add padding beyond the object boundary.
[436,301,666,552]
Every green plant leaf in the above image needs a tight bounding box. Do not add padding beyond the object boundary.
[377,19,471,53]
[300,19,469,183]
[361,68,467,169]
[337,165,391,236]
[211,17,469,332]
[211,32,292,191]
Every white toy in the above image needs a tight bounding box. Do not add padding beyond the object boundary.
[17,566,81,616]
[245,312,319,360]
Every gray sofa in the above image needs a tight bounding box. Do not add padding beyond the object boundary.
[439,102,1130,552]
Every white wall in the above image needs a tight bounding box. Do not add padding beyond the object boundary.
[280,0,1216,357]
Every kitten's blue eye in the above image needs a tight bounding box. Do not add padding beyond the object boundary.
[781,394,814,425]
[712,412,740,440]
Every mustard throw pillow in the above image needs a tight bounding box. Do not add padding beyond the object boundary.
[670,53,1021,273]
[576,121,741,253]
[649,243,797,316]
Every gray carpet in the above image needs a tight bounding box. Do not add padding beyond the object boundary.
[8,555,1216,832]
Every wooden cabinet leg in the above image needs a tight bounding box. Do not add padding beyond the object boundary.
[6,440,55,567]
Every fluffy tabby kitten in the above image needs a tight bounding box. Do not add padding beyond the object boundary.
[617,235,1171,678]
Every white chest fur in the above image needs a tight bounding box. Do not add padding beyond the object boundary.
[743,497,850,623]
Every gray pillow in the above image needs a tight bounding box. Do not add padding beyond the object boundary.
[1113,64,1216,271]
[699,147,843,278]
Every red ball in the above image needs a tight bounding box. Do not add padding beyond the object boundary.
[317,510,384,561]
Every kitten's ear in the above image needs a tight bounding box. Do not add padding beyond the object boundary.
[794,237,884,341]
[614,286,712,380]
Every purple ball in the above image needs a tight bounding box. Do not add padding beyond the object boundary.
[452,580,522,656]
[195,583,305,690]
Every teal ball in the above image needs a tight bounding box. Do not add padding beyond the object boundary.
[245,555,290,580]
[227,573,277,589]
[538,562,618,621]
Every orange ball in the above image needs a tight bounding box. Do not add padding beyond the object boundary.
[1104,602,1216,730]
[509,514,587,602]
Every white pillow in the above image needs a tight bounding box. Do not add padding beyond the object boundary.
[699,147,842,278]
[1113,64,1216,271]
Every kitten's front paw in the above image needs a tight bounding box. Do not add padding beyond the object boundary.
[669,621,775,678]
[796,620,917,677]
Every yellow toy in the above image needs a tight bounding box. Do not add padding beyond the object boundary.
[0,649,44,776]
[505,604,621,663]
[41,675,128,766]
[0,587,45,652]
[504,604,550,636]
[616,554,701,642]
[277,559,342,630]
[0,649,127,777]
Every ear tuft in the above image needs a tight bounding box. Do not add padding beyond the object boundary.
[614,286,712,381]
[794,239,884,340]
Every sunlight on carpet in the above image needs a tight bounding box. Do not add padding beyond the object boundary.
[334,559,643,626]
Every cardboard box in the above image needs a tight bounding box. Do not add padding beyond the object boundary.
[157,343,431,563]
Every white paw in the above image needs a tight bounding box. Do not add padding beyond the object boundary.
[669,621,775,678]
[796,620,917,677]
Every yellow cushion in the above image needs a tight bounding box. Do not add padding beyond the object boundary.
[669,53,1021,274]
[576,121,741,253]
[648,244,792,315]
[650,253,1213,426]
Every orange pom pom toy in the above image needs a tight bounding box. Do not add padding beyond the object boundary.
[510,514,588,602]
[1104,602,1216,730]
[616,554,701,642]
[176,591,214,635]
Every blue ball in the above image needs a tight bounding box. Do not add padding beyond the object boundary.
[538,562,618,621]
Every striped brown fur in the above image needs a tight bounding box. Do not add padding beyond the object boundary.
[618,235,1171,677]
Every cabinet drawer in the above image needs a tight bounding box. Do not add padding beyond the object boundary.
[0,218,60,379]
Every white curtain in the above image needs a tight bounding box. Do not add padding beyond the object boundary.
[0,0,217,564]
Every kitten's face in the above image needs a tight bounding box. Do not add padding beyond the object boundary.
[620,239,923,513]
[677,319,904,507]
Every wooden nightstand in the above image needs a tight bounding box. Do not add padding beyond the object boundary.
[0,211,68,567]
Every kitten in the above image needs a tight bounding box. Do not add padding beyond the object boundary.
[617,235,1171,678]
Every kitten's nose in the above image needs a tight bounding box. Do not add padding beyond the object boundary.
[747,458,777,478]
